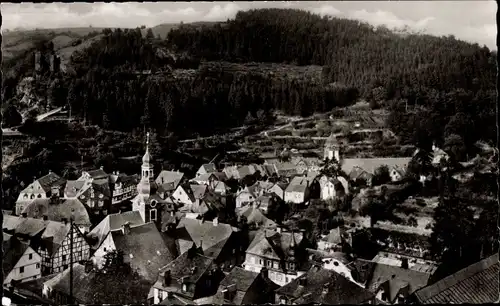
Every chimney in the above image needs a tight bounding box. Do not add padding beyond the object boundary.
[276,227,282,234]
[43,215,48,221]
[213,217,218,226]
[122,222,131,235]
[163,270,171,286]
[48,170,52,174]
[22,213,27,218]
[401,258,409,269]
[85,261,93,273]
[100,166,104,170]
[260,267,269,279]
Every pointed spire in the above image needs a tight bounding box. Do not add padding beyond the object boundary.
[290,230,296,248]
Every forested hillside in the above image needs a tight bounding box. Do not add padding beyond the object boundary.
[4,8,497,153]
[166,9,497,150]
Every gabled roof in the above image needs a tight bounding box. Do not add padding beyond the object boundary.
[191,173,216,183]
[88,211,145,250]
[41,221,73,256]
[246,229,303,261]
[156,170,184,188]
[37,172,66,193]
[197,163,217,174]
[22,198,91,226]
[176,218,238,257]
[218,267,274,304]
[110,222,176,282]
[3,215,47,238]
[155,248,215,298]
[92,180,112,197]
[3,233,30,276]
[190,184,207,200]
[44,263,152,304]
[64,180,86,198]
[414,253,499,304]
[366,261,433,303]
[342,158,412,176]
[83,169,109,180]
[276,266,375,304]
[236,206,277,228]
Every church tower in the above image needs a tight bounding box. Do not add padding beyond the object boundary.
[133,132,159,223]
[324,133,341,162]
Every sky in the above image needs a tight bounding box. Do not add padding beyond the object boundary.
[1,1,497,50]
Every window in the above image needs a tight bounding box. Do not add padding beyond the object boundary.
[45,258,51,263]
[20,266,24,273]
[62,255,66,261]
[182,284,187,292]
[63,265,68,270]
[29,254,33,260]
[31,194,35,199]
[24,194,28,199]
[150,209,157,221]
[259,259,263,265]
[99,194,104,199]
[37,194,42,198]
[98,200,103,207]
[36,263,40,269]
[104,248,107,252]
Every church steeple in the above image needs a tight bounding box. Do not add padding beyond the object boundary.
[137,132,155,198]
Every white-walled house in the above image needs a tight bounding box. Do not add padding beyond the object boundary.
[319,175,349,201]
[3,233,42,285]
[235,187,257,208]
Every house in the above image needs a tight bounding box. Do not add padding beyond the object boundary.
[212,267,278,305]
[212,181,230,196]
[430,144,450,166]
[275,265,376,305]
[236,204,277,229]
[196,163,218,177]
[109,172,139,204]
[42,263,152,304]
[306,249,358,284]
[16,171,67,215]
[319,175,349,200]
[412,253,499,304]
[235,186,257,208]
[243,228,311,286]
[360,258,435,304]
[152,245,224,304]
[37,220,91,275]
[64,177,112,219]
[342,158,412,185]
[3,233,42,285]
[174,217,241,267]
[255,194,278,213]
[21,197,92,233]
[3,215,91,276]
[268,182,287,200]
[190,173,218,186]
[86,211,145,251]
[78,168,109,181]
[172,184,208,210]
[92,222,176,282]
[317,227,346,253]
[274,162,298,178]
[284,177,311,204]
[248,180,275,197]
[156,170,185,192]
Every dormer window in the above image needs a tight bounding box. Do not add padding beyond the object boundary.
[24,194,28,199]
[37,194,42,198]
[150,209,157,221]
[31,195,35,199]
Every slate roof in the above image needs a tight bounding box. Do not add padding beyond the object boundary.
[198,163,217,174]
[236,206,277,228]
[191,173,216,184]
[175,218,238,259]
[37,172,67,193]
[217,267,278,305]
[276,266,375,304]
[365,261,433,303]
[246,229,303,261]
[154,248,215,299]
[22,198,91,226]
[40,221,73,256]
[64,180,86,198]
[3,233,30,276]
[190,184,207,200]
[342,158,411,176]
[44,263,151,304]
[92,179,112,197]
[88,211,145,250]
[110,222,176,282]
[263,164,278,177]
[413,253,499,304]
[285,176,309,193]
[156,170,185,188]
[2,215,47,238]
[84,169,109,180]
[325,133,340,147]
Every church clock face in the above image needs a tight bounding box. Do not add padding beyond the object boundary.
[150,201,157,208]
